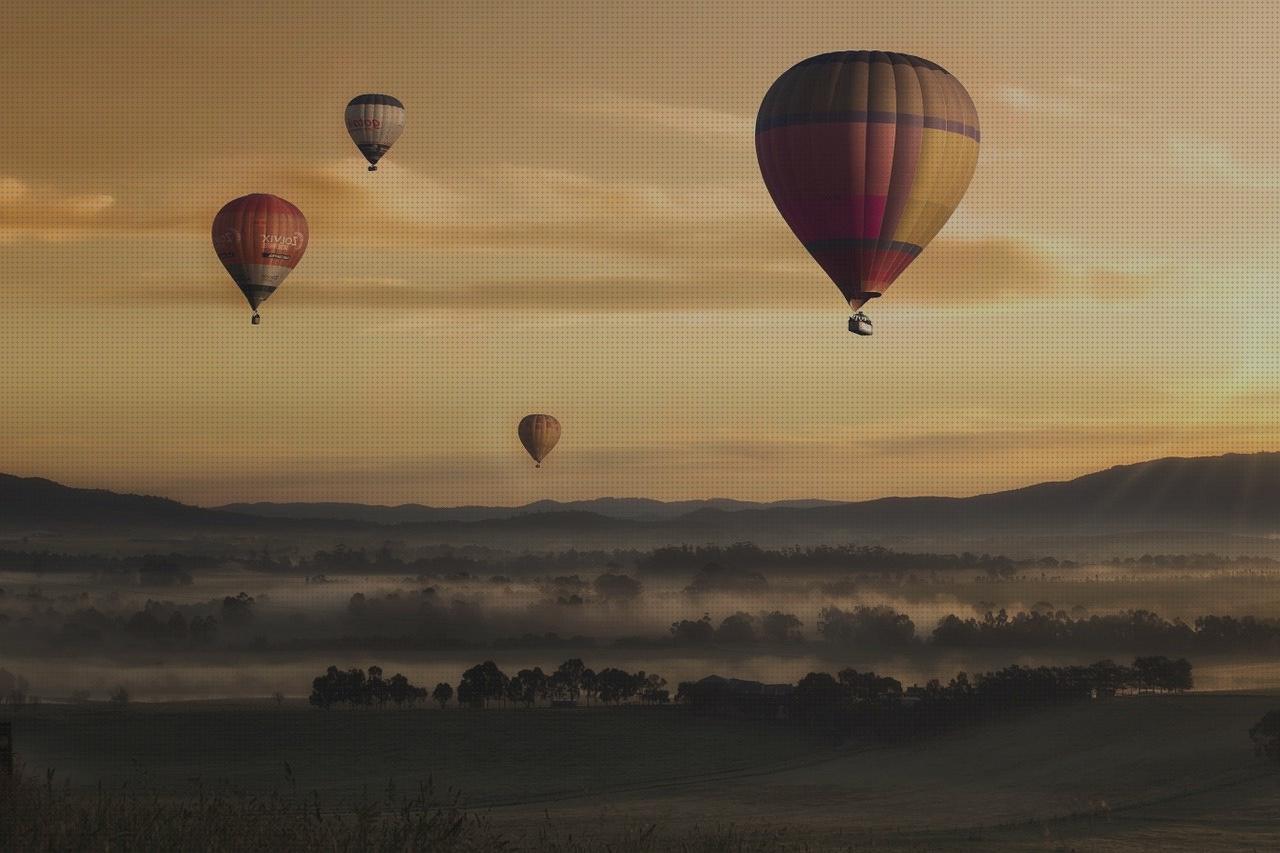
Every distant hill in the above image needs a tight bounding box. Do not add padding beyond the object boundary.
[0,474,255,530]
[738,451,1280,536]
[215,497,844,524]
[4,454,1280,548]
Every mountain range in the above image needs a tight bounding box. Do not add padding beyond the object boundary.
[3,453,1280,551]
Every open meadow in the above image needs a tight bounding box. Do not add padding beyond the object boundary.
[5,690,1279,850]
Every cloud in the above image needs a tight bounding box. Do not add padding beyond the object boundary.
[275,236,1152,314]
[895,239,1156,306]
[0,177,117,240]
[555,91,753,137]
[0,163,1154,312]
[996,87,1078,117]
[1167,137,1280,190]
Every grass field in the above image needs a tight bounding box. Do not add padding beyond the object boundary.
[5,694,1280,850]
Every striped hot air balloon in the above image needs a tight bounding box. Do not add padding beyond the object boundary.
[518,414,561,468]
[756,52,979,335]
[345,94,406,172]
[211,194,309,325]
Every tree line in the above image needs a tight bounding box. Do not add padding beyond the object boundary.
[308,658,670,711]
[930,609,1280,653]
[307,654,1192,744]
[8,542,1280,583]
[679,656,1193,739]
[660,606,1280,655]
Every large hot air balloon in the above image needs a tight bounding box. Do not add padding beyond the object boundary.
[518,414,561,468]
[345,94,406,172]
[212,194,309,325]
[756,52,979,335]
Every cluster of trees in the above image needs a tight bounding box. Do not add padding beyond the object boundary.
[0,549,220,580]
[667,611,804,645]
[454,659,668,707]
[8,543,1280,589]
[54,594,258,649]
[308,665,431,709]
[636,543,1067,577]
[251,544,643,578]
[309,658,669,710]
[251,542,1076,580]
[664,605,913,649]
[1106,553,1280,570]
[656,607,1280,655]
[678,657,1193,738]
[818,605,917,647]
[932,609,1280,653]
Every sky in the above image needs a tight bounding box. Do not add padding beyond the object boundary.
[2,0,1280,506]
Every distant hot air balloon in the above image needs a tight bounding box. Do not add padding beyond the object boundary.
[212,194,309,325]
[756,52,980,335]
[345,94,406,172]
[518,414,561,468]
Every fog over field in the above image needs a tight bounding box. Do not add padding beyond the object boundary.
[6,545,1280,700]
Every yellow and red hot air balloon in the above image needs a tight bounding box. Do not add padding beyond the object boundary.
[518,414,561,468]
[345,94,406,172]
[756,52,979,335]
[212,194,308,325]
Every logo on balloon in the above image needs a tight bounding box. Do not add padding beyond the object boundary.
[347,119,382,129]
[214,229,239,254]
[261,232,305,249]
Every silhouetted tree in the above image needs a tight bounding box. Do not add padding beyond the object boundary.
[220,592,255,627]
[593,573,642,601]
[670,614,714,644]
[457,661,509,708]
[759,611,804,644]
[818,605,916,648]
[715,612,757,644]
[432,682,453,709]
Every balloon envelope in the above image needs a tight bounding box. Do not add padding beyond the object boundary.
[756,52,979,310]
[346,94,406,170]
[518,414,561,466]
[212,194,308,316]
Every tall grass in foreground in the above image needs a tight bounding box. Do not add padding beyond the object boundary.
[0,767,804,852]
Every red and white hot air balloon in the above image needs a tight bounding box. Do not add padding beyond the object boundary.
[211,194,309,325]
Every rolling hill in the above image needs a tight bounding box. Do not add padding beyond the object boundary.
[3,453,1280,548]
[215,496,844,524]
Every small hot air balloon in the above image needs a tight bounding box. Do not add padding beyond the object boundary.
[212,194,308,325]
[345,94,406,172]
[518,414,561,468]
[756,52,980,335]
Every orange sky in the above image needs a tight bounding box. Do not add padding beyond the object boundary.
[2,0,1279,505]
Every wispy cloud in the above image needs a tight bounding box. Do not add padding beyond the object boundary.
[1167,137,1280,189]
[996,86,1078,117]
[0,176,117,241]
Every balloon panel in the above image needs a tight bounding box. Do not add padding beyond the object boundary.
[346,94,406,167]
[212,194,308,310]
[756,52,979,309]
[518,414,561,464]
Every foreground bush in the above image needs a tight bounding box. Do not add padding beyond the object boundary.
[0,768,796,852]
